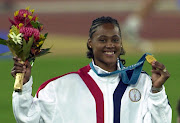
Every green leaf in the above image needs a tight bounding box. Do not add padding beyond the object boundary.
[44,33,48,39]
[27,48,51,62]
[0,51,12,56]
[7,39,22,57]
[37,48,51,57]
[23,36,34,61]
[27,57,35,63]
[31,21,41,29]
[6,42,17,56]
[0,38,7,45]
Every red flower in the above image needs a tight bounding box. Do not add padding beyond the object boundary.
[9,9,37,28]
[20,27,40,41]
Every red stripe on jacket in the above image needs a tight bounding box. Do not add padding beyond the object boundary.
[78,65,104,123]
[36,65,104,123]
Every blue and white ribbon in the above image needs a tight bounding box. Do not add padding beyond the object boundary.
[90,53,151,85]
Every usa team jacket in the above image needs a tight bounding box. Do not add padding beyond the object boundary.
[12,63,172,123]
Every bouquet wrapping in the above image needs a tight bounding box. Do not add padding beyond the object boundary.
[0,7,50,92]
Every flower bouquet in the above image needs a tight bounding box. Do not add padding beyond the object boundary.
[0,7,50,92]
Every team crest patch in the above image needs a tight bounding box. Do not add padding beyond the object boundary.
[129,88,141,102]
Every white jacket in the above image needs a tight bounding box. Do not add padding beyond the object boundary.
[12,62,172,123]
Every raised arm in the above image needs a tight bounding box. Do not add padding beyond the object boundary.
[147,61,172,123]
[11,57,56,123]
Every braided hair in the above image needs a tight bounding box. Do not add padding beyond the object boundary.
[87,16,126,65]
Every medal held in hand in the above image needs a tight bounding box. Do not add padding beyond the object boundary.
[0,7,51,92]
[145,54,157,64]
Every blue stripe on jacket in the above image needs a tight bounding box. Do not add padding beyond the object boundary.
[113,70,135,123]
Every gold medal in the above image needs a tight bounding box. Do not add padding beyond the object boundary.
[146,55,157,64]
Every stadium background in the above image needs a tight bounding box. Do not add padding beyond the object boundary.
[0,0,180,122]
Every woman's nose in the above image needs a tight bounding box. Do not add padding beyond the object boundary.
[105,41,115,48]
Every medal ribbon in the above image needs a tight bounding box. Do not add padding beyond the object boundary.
[89,53,151,85]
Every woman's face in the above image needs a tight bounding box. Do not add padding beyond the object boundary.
[88,23,122,70]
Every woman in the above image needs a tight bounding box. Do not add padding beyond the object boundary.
[12,16,172,123]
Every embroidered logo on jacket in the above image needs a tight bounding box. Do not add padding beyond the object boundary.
[129,88,141,102]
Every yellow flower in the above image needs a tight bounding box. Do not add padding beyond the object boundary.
[10,25,20,35]
[23,13,27,17]
[37,40,44,47]
[19,23,23,28]
[8,34,11,39]
[35,17,39,21]
[30,9,35,14]
[40,34,45,39]
[28,15,33,20]
[26,6,30,11]
[9,32,23,45]
[14,11,19,16]
[9,29,12,33]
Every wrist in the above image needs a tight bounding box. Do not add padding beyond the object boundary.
[151,86,163,93]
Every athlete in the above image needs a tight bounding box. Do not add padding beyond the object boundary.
[123,0,160,52]
[11,16,172,123]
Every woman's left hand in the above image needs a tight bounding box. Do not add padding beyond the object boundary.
[151,61,170,88]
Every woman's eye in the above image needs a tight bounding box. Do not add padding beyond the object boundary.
[113,39,119,42]
[99,39,106,42]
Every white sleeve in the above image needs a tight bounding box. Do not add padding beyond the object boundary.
[148,86,172,123]
[12,77,56,123]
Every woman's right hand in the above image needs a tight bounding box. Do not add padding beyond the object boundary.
[11,57,32,84]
